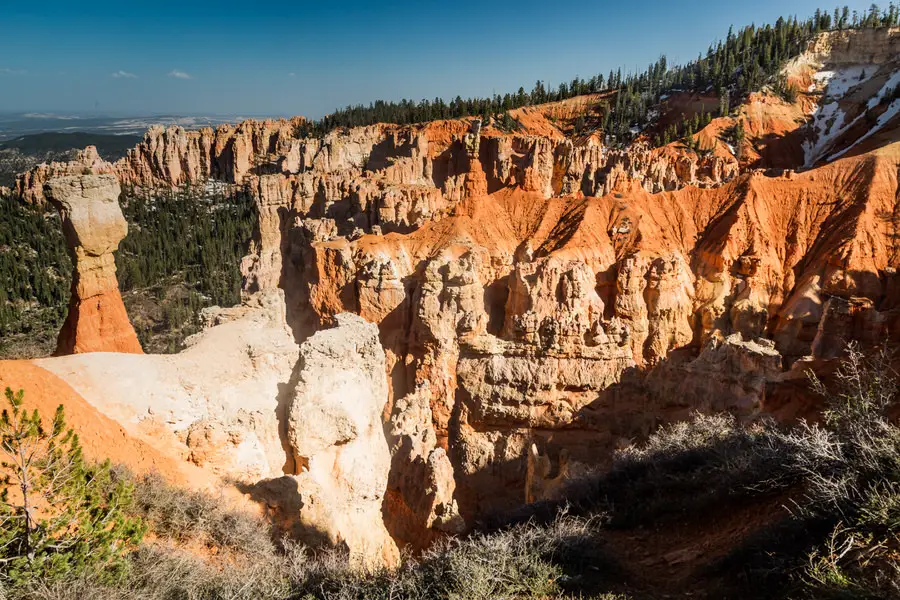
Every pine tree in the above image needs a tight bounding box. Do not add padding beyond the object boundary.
[719,90,730,116]
[0,388,145,585]
[574,115,586,134]
[731,120,746,160]
[684,122,695,151]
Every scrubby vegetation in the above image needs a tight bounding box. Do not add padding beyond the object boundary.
[4,344,900,599]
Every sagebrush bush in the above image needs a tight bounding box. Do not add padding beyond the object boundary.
[292,515,614,600]
[10,514,621,600]
[14,543,294,600]
[794,345,900,598]
[557,411,817,529]
[126,470,276,555]
[684,343,900,599]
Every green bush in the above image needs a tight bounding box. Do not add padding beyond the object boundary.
[0,388,145,588]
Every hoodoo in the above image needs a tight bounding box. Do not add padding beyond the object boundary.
[44,174,143,355]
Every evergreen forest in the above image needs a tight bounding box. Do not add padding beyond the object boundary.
[0,186,256,357]
[298,4,900,147]
[116,185,256,353]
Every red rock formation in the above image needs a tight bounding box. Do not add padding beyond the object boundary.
[7,24,900,551]
[44,175,143,355]
[279,143,900,520]
[15,146,116,204]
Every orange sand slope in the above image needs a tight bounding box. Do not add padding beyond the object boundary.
[0,361,198,486]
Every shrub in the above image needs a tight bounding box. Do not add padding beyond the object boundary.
[293,514,618,600]
[14,542,294,600]
[699,343,900,598]
[793,345,900,598]
[126,471,275,554]
[0,388,144,588]
[576,412,814,529]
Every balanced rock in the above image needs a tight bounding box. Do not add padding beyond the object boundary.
[44,174,142,355]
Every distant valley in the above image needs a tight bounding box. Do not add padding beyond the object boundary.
[0,112,257,141]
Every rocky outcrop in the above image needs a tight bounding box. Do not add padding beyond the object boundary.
[791,25,900,69]
[27,295,405,565]
[35,290,298,481]
[279,144,900,521]
[44,174,142,355]
[285,313,399,568]
[16,146,115,204]
[115,118,306,188]
[385,384,465,550]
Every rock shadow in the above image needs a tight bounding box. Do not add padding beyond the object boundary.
[274,355,304,475]
[235,476,335,550]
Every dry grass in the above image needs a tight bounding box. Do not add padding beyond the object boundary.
[5,470,627,600]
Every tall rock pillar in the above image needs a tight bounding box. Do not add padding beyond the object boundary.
[44,175,143,355]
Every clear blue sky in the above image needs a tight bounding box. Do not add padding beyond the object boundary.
[0,0,878,118]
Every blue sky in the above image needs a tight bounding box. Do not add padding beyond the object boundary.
[0,0,878,118]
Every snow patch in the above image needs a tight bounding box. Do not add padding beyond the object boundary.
[803,65,879,167]
[825,69,900,162]
[828,101,900,162]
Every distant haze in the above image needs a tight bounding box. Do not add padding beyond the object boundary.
[1,0,879,119]
[0,113,253,142]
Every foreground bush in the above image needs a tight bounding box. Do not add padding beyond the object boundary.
[292,515,616,600]
[612,344,900,598]
[0,388,144,589]
[796,346,900,599]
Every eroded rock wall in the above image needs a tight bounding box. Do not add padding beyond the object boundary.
[274,148,900,520]
[284,313,400,567]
